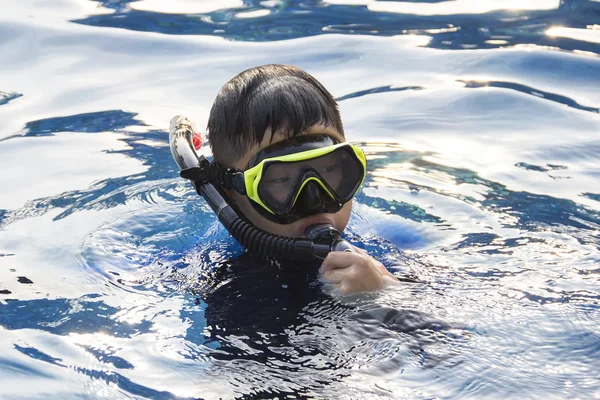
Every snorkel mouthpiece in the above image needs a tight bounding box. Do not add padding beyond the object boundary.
[305,224,355,253]
[168,115,354,261]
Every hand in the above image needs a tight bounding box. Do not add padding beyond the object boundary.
[319,246,400,295]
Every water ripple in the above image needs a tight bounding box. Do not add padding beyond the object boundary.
[460,79,600,113]
[336,85,424,102]
[72,0,600,55]
[0,295,153,338]
[0,91,22,106]
[1,0,600,397]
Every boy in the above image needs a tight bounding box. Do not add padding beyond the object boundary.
[205,64,400,295]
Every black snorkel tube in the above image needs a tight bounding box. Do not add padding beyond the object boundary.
[169,116,355,261]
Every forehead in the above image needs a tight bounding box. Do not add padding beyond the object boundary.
[235,124,345,169]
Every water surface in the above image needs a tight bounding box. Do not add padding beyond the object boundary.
[0,0,599,398]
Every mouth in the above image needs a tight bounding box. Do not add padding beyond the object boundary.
[298,214,336,236]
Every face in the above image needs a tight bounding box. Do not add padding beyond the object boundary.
[228,124,353,238]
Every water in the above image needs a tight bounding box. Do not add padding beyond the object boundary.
[1,0,599,398]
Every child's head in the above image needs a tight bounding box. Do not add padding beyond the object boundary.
[207,64,356,238]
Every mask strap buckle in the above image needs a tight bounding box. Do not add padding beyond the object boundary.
[180,163,245,194]
[210,164,246,194]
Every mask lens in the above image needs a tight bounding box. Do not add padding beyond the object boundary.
[314,146,363,200]
[257,162,301,210]
[256,145,364,214]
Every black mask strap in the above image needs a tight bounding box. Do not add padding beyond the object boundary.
[180,162,246,194]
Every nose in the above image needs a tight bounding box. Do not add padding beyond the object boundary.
[295,181,334,214]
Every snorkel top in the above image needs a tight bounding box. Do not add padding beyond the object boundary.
[169,115,355,261]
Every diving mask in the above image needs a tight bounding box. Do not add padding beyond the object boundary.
[180,134,367,224]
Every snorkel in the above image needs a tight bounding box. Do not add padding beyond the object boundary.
[169,116,354,261]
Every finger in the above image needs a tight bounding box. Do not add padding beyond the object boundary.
[343,250,387,276]
[320,251,364,272]
[371,260,389,275]
[318,280,342,296]
[338,282,355,296]
[351,245,368,255]
[329,282,344,297]
[321,268,345,284]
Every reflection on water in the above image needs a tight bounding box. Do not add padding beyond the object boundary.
[79,0,600,53]
[1,111,598,396]
[459,79,600,113]
[0,91,22,106]
[1,0,600,398]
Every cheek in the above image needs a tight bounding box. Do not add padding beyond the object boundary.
[230,192,260,224]
[335,201,353,229]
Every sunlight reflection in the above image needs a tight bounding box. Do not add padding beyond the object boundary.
[324,0,561,15]
[393,34,433,47]
[486,39,509,45]
[547,27,600,44]
[236,9,271,19]
[130,0,243,14]
[69,330,115,345]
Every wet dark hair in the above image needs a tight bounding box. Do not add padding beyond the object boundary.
[207,64,344,166]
